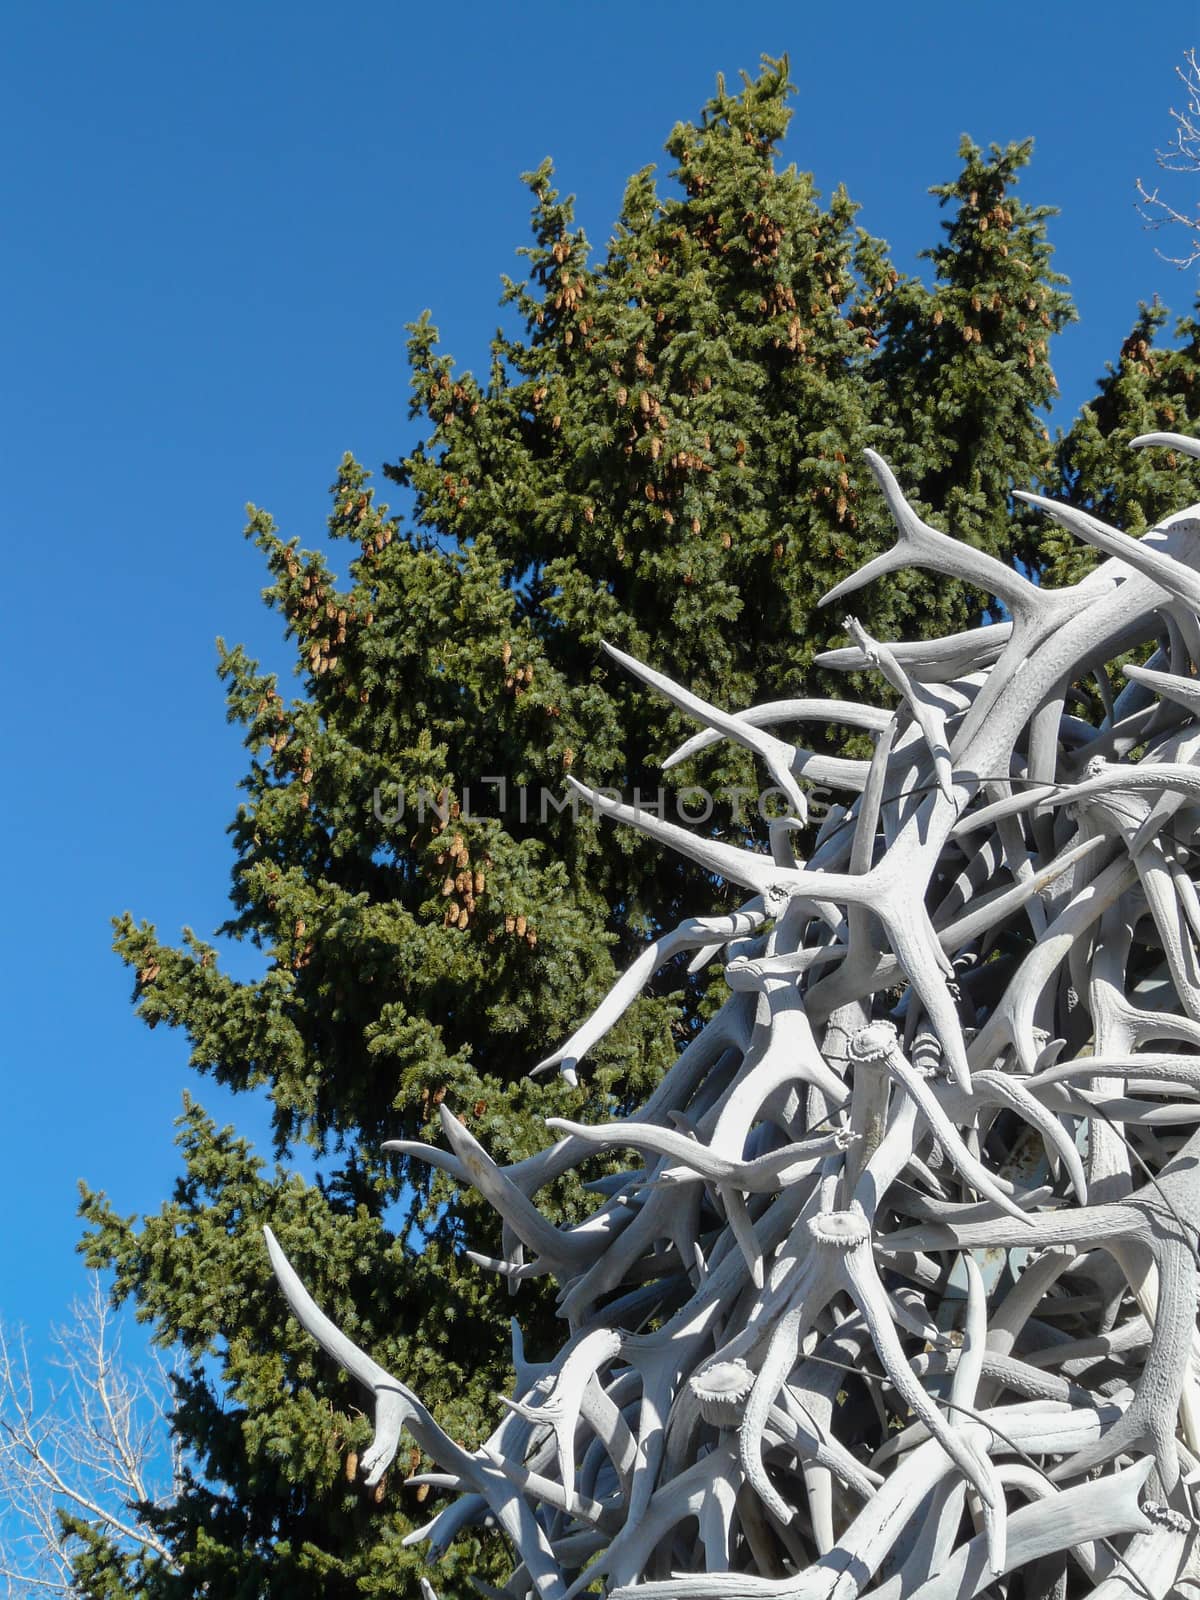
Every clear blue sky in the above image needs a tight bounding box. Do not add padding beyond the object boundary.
[3,0,1198,1353]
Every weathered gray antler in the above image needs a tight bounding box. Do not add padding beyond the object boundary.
[266,442,1200,1597]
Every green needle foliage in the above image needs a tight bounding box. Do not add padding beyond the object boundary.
[76,56,1200,1598]
[1050,300,1200,583]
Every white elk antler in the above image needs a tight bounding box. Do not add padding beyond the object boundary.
[267,442,1200,1598]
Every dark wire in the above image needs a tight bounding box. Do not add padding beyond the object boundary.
[803,767,1200,1248]
[796,1347,1164,1600]
[806,768,1200,862]
[1079,1097,1200,1271]
[656,764,1195,1599]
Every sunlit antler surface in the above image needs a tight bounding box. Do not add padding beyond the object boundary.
[266,438,1200,1598]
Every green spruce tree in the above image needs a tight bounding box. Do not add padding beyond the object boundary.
[871,136,1073,568]
[74,57,1167,1598]
[1051,299,1200,584]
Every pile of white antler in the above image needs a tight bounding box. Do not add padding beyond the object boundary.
[266,436,1200,1599]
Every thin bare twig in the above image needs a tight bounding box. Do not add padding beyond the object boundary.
[0,1276,181,1595]
[1136,47,1200,268]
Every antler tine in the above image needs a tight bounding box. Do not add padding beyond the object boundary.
[1131,430,1200,459]
[601,640,809,821]
[1015,489,1200,612]
[820,449,1043,618]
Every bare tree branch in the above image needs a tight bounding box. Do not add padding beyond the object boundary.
[0,1276,181,1595]
[1137,46,1200,267]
